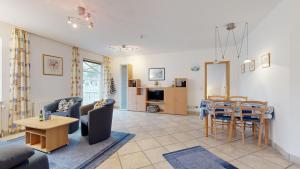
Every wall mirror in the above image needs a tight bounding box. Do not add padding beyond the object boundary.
[204,61,230,99]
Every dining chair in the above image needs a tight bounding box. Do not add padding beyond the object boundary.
[236,101,268,146]
[228,96,248,101]
[208,96,226,100]
[209,100,236,140]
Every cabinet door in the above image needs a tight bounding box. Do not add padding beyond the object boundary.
[136,95,146,111]
[175,88,187,115]
[164,88,175,114]
[128,87,137,111]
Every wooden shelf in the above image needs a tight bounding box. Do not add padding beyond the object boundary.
[146,100,164,104]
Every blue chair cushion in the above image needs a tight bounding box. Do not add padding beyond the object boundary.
[80,115,88,125]
[215,114,231,121]
[52,111,70,117]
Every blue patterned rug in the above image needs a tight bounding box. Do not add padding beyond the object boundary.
[163,146,237,169]
[4,130,134,169]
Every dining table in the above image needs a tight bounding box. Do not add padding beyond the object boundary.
[199,100,275,145]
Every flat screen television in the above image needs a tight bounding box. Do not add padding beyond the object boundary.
[147,90,164,101]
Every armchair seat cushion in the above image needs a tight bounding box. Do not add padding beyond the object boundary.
[80,115,89,125]
[51,111,70,117]
[0,144,34,169]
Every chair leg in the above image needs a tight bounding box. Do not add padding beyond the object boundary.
[228,120,234,142]
[211,117,214,134]
[213,120,217,139]
[81,123,88,136]
[241,122,245,144]
[252,123,256,137]
[258,125,263,146]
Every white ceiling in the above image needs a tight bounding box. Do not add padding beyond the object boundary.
[0,0,282,56]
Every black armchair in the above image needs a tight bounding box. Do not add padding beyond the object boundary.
[80,99,115,145]
[44,97,82,134]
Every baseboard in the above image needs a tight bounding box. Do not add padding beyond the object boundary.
[272,141,300,165]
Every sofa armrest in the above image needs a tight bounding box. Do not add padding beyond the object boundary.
[0,144,34,169]
[68,102,81,119]
[80,103,94,116]
[44,101,58,112]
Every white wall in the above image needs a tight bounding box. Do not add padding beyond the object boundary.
[112,49,240,110]
[238,0,300,161]
[0,21,104,106]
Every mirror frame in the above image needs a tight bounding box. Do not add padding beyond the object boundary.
[204,61,230,99]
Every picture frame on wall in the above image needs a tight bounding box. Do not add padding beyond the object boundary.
[261,53,271,68]
[241,63,245,73]
[43,54,63,76]
[148,68,165,81]
[249,60,255,72]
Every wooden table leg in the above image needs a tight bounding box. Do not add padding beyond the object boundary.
[205,115,208,137]
[264,119,269,145]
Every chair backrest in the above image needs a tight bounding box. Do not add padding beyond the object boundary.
[208,96,226,101]
[229,96,248,101]
[210,100,236,115]
[239,101,268,117]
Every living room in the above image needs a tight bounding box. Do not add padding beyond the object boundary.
[1,0,300,169]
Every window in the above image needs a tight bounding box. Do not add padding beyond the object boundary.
[82,60,103,105]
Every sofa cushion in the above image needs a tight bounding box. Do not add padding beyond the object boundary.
[93,99,107,110]
[52,111,70,117]
[57,99,75,112]
[0,144,34,169]
[80,115,89,125]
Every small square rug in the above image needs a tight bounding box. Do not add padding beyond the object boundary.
[163,146,237,169]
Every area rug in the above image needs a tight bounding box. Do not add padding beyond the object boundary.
[163,146,237,169]
[5,130,134,169]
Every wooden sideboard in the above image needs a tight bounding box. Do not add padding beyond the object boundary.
[127,78,188,115]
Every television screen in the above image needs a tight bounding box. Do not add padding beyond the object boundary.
[148,90,164,101]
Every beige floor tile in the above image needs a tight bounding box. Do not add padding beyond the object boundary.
[144,147,169,164]
[155,135,179,146]
[207,147,234,162]
[171,132,195,142]
[119,152,151,169]
[230,160,254,169]
[215,143,249,159]
[183,139,210,149]
[149,129,169,137]
[288,164,300,169]
[164,142,187,152]
[253,147,293,168]
[133,133,153,141]
[238,154,283,169]
[96,156,122,169]
[153,161,173,169]
[118,142,142,156]
[139,165,155,169]
[137,138,162,150]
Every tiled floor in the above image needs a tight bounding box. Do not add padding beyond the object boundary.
[96,110,298,169]
[1,110,299,169]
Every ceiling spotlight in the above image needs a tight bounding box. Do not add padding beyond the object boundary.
[85,13,91,21]
[88,22,94,29]
[67,17,72,24]
[72,23,78,28]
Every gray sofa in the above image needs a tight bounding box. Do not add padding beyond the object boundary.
[44,97,82,134]
[0,144,49,169]
[80,99,115,145]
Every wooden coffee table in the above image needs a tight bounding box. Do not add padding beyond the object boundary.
[14,115,78,153]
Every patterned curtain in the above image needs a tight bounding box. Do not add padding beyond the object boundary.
[71,47,81,96]
[103,56,112,99]
[8,28,31,134]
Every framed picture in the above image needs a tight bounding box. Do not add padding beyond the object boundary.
[261,53,271,68]
[148,68,165,81]
[241,63,245,73]
[43,54,63,76]
[249,60,255,72]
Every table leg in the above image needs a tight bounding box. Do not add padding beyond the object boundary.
[205,115,208,137]
[264,119,269,145]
